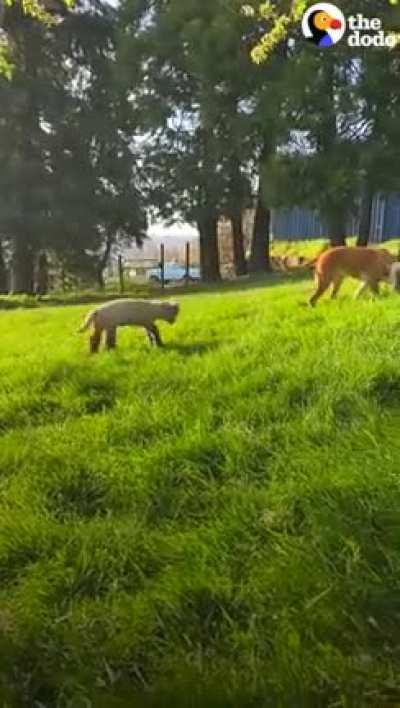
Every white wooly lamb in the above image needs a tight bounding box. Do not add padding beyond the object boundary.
[79,298,180,353]
[390,262,400,292]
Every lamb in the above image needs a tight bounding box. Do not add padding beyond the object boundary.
[78,298,180,353]
[390,262,400,291]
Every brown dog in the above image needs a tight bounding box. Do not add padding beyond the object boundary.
[309,246,396,306]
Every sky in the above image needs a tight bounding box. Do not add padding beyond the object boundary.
[147,221,199,239]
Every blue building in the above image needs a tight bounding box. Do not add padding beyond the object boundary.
[271,194,400,242]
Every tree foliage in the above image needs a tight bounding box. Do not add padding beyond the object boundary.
[117,0,265,278]
[0,0,147,292]
[0,0,74,77]
[242,0,400,64]
[0,0,399,290]
[239,0,400,244]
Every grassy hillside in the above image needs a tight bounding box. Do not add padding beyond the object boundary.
[2,275,400,707]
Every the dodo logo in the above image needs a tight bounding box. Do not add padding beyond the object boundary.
[302,3,346,48]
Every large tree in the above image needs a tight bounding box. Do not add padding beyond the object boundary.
[118,0,274,280]
[0,2,54,291]
[0,0,147,292]
[47,0,147,287]
[252,0,400,246]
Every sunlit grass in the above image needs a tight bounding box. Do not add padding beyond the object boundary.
[1,276,400,706]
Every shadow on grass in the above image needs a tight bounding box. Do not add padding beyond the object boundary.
[0,272,311,311]
[174,270,309,299]
[163,341,219,357]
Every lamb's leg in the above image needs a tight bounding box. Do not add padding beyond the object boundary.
[147,323,163,347]
[106,327,117,350]
[90,327,102,354]
[145,327,156,346]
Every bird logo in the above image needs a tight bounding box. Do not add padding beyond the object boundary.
[302,3,346,48]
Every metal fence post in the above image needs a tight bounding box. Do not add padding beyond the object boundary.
[185,241,190,279]
[160,243,165,290]
[118,254,124,294]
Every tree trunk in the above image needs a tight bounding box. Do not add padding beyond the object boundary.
[0,242,8,294]
[249,198,271,273]
[327,212,347,247]
[357,186,373,247]
[60,266,66,291]
[97,269,105,290]
[36,251,49,295]
[11,236,35,294]
[231,211,247,276]
[97,236,113,290]
[197,213,221,282]
[318,61,347,249]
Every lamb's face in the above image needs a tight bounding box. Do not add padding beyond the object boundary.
[390,263,400,291]
[165,302,180,323]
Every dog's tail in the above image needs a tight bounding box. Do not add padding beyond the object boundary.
[280,255,318,272]
[282,244,332,272]
[78,309,96,333]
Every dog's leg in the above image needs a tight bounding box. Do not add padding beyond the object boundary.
[368,280,380,297]
[309,275,330,307]
[90,327,102,354]
[331,275,344,299]
[106,327,117,350]
[354,282,367,299]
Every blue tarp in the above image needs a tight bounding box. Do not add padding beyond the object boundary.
[271,194,400,241]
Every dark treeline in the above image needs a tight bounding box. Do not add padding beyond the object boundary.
[0,0,399,291]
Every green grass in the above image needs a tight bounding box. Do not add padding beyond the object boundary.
[1,240,399,314]
[2,275,400,707]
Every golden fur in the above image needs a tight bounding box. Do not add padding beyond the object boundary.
[309,247,396,306]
